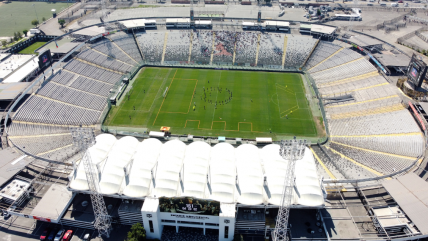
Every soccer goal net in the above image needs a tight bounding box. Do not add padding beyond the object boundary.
[163,87,169,98]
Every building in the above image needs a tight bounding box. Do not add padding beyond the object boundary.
[195,20,212,29]
[263,21,290,31]
[0,54,39,83]
[119,19,157,31]
[299,24,337,38]
[166,18,191,28]
[66,134,325,240]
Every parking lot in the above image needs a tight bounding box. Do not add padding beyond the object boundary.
[0,215,130,241]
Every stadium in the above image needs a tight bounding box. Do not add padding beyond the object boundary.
[0,1,428,241]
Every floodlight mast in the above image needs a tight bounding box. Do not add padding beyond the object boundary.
[272,138,309,241]
[101,0,112,30]
[70,127,111,238]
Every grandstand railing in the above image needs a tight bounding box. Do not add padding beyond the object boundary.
[323,154,423,185]
[304,72,330,144]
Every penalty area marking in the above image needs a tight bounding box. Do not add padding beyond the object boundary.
[275,83,300,119]
[184,120,261,132]
[280,105,299,118]
[153,69,177,125]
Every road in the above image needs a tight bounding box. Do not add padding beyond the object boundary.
[0,215,130,241]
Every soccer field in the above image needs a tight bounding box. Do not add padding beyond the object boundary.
[0,2,71,37]
[18,41,47,55]
[104,67,324,140]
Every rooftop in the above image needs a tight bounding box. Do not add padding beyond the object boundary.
[120,19,146,28]
[0,82,30,100]
[30,184,74,222]
[73,26,106,37]
[50,42,80,55]
[69,134,324,207]
[311,25,336,35]
[350,35,383,47]
[373,51,411,67]
[383,173,428,235]
[0,55,35,81]
[0,179,30,202]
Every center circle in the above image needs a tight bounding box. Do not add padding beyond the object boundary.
[201,86,232,106]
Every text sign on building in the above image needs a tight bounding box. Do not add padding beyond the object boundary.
[170,214,210,220]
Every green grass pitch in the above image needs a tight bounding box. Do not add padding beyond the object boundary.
[104,67,324,140]
[18,41,47,55]
[0,2,71,37]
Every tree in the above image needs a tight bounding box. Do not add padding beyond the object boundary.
[42,17,46,22]
[31,19,39,27]
[13,32,18,41]
[1,40,7,47]
[58,19,66,28]
[23,30,28,37]
[125,223,146,241]
[9,38,13,44]
[16,31,21,39]
[317,9,321,16]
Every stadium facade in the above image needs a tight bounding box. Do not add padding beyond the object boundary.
[67,134,325,240]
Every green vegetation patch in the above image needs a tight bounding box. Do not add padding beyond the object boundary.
[0,2,71,37]
[18,41,47,55]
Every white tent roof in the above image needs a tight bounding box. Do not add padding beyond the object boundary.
[153,140,186,198]
[99,136,139,195]
[181,141,211,198]
[209,143,236,203]
[69,135,324,207]
[123,138,162,198]
[236,144,264,205]
[294,149,324,206]
[261,144,289,205]
[69,134,117,191]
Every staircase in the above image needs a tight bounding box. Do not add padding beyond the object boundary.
[118,201,144,225]
[132,32,145,61]
[61,216,95,229]
[161,32,168,64]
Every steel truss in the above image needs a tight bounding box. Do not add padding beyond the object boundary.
[70,127,111,238]
[272,138,309,241]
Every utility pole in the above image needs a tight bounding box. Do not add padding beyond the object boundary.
[70,127,111,238]
[272,138,309,241]
[190,0,195,27]
[32,4,39,23]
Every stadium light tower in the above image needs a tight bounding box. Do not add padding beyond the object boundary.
[70,127,111,238]
[100,0,112,30]
[272,138,309,241]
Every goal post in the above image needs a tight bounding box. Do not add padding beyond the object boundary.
[163,87,169,98]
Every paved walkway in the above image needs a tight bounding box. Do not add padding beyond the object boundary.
[39,3,81,36]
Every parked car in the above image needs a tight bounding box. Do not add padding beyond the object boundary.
[82,233,92,241]
[53,229,65,241]
[61,230,73,241]
[398,0,403,3]
[40,228,51,240]
[47,229,58,241]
